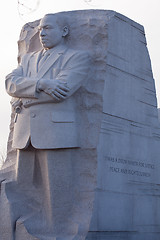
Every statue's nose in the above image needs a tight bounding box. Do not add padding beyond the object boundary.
[40,29,46,37]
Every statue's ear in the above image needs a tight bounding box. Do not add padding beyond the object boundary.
[62,26,69,37]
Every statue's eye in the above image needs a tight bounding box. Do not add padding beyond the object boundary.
[45,26,51,30]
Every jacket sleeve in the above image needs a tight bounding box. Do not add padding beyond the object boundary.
[5,55,39,98]
[55,50,91,98]
[13,50,91,107]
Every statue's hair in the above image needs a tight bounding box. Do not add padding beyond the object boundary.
[43,13,69,29]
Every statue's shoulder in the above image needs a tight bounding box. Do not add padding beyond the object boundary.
[66,48,90,56]
[64,48,91,63]
[20,50,41,65]
[20,52,34,63]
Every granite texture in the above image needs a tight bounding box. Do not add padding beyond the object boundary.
[0,10,160,240]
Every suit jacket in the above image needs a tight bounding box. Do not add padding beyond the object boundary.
[5,45,90,149]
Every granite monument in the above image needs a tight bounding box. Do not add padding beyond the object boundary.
[1,10,160,240]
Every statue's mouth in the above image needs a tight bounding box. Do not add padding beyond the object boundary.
[40,38,48,43]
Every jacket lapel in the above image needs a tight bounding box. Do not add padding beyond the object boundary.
[26,51,42,77]
[35,50,42,73]
[36,46,67,80]
[22,52,34,76]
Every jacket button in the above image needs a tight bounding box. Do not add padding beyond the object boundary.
[31,113,36,118]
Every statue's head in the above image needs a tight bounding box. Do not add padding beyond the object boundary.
[39,14,69,49]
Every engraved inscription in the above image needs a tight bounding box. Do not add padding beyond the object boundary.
[105,156,155,178]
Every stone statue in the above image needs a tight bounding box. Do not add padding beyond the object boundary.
[6,14,90,150]
[0,13,96,240]
[1,9,160,240]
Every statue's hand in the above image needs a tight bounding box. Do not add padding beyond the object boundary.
[37,79,70,101]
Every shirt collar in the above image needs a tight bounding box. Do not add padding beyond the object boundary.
[42,44,67,56]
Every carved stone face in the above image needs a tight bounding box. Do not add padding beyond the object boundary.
[39,15,65,49]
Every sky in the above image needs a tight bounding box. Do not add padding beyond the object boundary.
[0,0,160,153]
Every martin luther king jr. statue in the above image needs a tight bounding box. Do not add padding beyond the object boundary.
[1,9,159,240]
[1,13,94,240]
